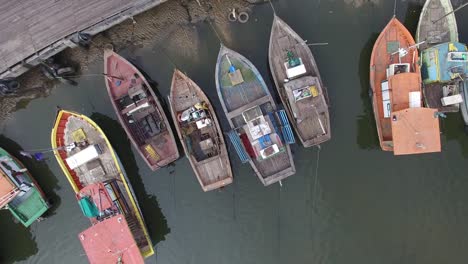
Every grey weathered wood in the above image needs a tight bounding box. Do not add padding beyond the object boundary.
[169,69,233,192]
[416,0,458,50]
[268,15,331,147]
[0,0,166,77]
[215,44,296,186]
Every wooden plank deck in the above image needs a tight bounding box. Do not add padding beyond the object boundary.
[269,15,331,147]
[0,0,166,78]
[416,0,458,50]
[423,82,459,112]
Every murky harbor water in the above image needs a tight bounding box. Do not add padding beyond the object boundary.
[2,0,468,263]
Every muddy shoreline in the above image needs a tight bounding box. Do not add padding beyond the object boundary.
[0,0,253,121]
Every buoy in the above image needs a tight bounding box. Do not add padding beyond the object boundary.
[238,12,249,23]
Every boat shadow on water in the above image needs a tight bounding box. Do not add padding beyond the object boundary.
[0,210,38,263]
[357,33,380,150]
[90,112,171,245]
[0,134,61,263]
[0,135,61,215]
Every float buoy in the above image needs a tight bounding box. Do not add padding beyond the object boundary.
[238,12,249,23]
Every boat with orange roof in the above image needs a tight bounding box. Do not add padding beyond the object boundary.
[370,17,441,155]
[51,109,154,261]
[104,49,179,171]
[0,147,49,227]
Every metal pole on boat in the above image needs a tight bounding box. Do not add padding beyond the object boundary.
[303,40,329,46]
[307,43,329,46]
[433,2,468,24]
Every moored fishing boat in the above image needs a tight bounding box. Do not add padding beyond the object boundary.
[215,45,296,186]
[417,0,463,113]
[104,49,179,171]
[421,42,467,112]
[169,70,233,191]
[268,15,331,147]
[51,109,154,259]
[416,0,458,50]
[0,147,49,227]
[370,18,441,155]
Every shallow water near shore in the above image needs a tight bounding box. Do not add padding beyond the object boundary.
[2,0,468,263]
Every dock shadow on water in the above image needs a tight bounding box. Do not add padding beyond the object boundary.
[90,112,170,245]
[0,135,60,263]
[357,33,379,149]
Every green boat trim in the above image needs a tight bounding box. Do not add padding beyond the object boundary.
[0,147,49,227]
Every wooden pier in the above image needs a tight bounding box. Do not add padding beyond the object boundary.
[0,0,166,79]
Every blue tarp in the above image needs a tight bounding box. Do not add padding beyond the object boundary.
[421,42,468,84]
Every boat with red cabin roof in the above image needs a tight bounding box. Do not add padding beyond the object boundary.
[51,109,154,261]
[370,17,441,155]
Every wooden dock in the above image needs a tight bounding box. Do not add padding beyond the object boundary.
[0,0,166,79]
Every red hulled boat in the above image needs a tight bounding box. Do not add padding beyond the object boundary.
[104,49,179,170]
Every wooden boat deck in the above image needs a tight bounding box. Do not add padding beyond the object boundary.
[370,18,420,151]
[63,116,119,185]
[269,15,330,147]
[416,0,458,50]
[284,77,330,145]
[423,82,460,112]
[104,50,179,170]
[170,70,232,191]
[215,45,295,185]
[52,111,153,257]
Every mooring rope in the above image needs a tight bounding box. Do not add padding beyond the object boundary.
[207,19,224,45]
[269,0,277,15]
[311,144,321,209]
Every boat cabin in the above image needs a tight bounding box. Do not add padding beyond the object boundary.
[177,102,218,162]
[422,42,468,83]
[77,180,131,224]
[0,166,20,208]
[283,51,306,80]
[380,64,420,118]
[0,155,48,226]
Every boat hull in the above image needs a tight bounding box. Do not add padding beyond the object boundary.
[0,147,49,227]
[104,50,179,171]
[51,110,154,258]
[268,15,331,147]
[169,69,233,191]
[215,45,296,185]
[370,18,420,152]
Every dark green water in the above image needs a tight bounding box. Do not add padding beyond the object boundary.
[2,0,468,263]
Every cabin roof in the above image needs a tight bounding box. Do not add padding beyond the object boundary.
[391,108,441,155]
[421,42,468,83]
[389,72,421,112]
[0,169,17,207]
[79,215,144,264]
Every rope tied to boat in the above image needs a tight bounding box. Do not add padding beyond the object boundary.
[312,144,321,210]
